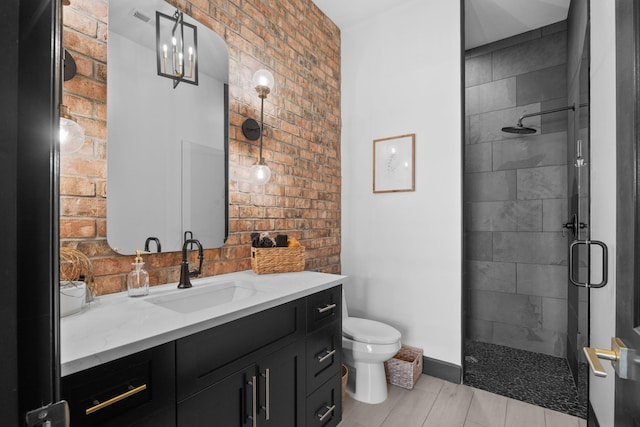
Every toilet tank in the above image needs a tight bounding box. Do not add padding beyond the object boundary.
[342,289,348,319]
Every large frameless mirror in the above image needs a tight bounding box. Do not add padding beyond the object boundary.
[106,0,229,255]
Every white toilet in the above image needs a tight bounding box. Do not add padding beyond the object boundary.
[342,294,401,404]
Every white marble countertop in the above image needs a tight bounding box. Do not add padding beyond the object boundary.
[61,270,345,376]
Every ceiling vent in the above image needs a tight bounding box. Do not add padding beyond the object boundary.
[130,9,151,23]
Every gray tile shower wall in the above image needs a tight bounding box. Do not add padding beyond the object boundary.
[491,31,567,80]
[464,21,569,358]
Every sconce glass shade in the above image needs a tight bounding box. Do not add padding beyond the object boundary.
[250,162,271,185]
[59,105,85,154]
[253,69,275,97]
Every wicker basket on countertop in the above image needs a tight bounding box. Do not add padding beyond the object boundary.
[251,246,305,274]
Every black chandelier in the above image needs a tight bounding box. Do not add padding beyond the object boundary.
[156,9,198,88]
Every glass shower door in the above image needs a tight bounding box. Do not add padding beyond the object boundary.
[564,28,608,392]
[564,109,591,387]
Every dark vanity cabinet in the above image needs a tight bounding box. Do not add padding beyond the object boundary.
[177,340,305,426]
[61,285,342,427]
[176,298,307,427]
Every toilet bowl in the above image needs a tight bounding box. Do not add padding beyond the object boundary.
[341,295,401,404]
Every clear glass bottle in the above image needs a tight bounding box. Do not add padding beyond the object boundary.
[127,250,149,297]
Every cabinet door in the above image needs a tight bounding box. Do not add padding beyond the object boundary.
[178,365,257,427]
[255,340,305,427]
[177,299,305,401]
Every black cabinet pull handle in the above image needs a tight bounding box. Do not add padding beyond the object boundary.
[317,303,336,313]
[85,384,147,415]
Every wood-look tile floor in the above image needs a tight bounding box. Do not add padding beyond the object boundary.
[338,374,587,427]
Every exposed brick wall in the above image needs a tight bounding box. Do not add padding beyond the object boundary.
[61,0,341,295]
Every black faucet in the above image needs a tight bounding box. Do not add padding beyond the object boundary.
[178,239,204,289]
[144,237,162,253]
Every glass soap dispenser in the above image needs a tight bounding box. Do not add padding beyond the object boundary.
[127,250,149,297]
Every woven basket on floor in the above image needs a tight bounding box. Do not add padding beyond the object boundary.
[251,246,305,274]
[384,345,423,389]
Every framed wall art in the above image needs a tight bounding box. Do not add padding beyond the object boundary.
[373,133,415,193]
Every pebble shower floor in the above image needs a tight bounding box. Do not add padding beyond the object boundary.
[464,340,587,419]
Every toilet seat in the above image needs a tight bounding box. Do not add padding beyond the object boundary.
[343,317,401,345]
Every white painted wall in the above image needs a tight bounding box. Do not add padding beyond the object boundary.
[589,1,617,425]
[341,0,462,367]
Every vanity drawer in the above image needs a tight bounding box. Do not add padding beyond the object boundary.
[306,323,342,394]
[307,285,341,333]
[61,342,175,427]
[176,298,305,401]
[306,372,342,427]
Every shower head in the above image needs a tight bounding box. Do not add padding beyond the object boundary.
[501,123,537,134]
[501,104,582,135]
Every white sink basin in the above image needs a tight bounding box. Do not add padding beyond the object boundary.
[146,281,259,313]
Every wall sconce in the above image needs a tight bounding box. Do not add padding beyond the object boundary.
[60,48,84,154]
[63,49,76,81]
[59,105,85,154]
[156,9,198,88]
[243,69,275,185]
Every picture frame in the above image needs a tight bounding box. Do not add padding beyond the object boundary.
[373,133,415,193]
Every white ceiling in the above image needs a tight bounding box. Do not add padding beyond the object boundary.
[311,0,415,31]
[465,0,571,49]
[312,0,571,50]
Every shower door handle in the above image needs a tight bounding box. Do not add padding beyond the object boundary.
[568,240,608,288]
